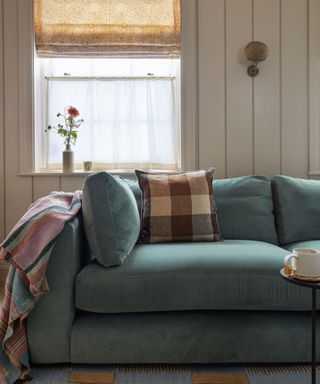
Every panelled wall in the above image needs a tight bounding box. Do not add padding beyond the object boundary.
[198,0,309,179]
[0,0,311,239]
[0,0,4,242]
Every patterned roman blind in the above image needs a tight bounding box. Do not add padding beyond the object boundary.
[34,0,180,58]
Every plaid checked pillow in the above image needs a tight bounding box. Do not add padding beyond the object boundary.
[135,168,222,243]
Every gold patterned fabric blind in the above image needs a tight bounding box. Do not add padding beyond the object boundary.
[34,0,180,58]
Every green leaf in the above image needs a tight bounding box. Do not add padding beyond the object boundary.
[57,128,67,136]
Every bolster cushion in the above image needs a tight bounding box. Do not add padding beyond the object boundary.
[82,172,140,267]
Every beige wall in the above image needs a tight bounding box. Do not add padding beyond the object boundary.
[198,0,309,179]
[0,0,4,242]
[0,0,312,240]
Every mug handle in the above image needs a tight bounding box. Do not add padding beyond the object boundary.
[284,254,298,271]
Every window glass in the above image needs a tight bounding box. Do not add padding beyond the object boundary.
[34,58,181,171]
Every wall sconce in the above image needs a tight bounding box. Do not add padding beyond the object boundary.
[244,41,269,77]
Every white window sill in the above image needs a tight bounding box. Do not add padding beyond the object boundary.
[308,171,320,178]
[18,169,136,177]
[18,169,178,177]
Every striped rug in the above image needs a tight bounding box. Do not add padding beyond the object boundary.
[28,364,319,384]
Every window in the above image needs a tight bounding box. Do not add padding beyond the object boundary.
[17,0,198,175]
[33,0,181,172]
[35,58,180,171]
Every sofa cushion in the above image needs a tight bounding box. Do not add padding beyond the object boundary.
[127,175,277,244]
[135,168,221,243]
[213,176,278,244]
[82,172,140,267]
[75,240,312,313]
[272,175,320,245]
[284,240,320,253]
[125,178,142,217]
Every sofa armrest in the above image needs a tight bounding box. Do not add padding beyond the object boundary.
[27,214,90,363]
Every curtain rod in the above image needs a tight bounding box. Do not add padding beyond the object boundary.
[45,76,175,81]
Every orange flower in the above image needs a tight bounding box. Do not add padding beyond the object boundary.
[67,106,80,118]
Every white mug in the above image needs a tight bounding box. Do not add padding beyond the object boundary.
[284,248,320,277]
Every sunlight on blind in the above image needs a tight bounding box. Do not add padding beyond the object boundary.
[34,0,180,58]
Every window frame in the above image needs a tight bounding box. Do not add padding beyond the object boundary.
[18,0,199,175]
[38,63,181,172]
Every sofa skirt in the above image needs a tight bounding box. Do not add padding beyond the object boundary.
[69,310,316,364]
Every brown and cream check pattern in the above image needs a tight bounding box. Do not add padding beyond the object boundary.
[135,168,222,243]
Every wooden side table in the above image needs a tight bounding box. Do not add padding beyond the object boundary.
[280,268,320,384]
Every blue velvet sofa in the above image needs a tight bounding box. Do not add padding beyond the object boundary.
[27,175,320,364]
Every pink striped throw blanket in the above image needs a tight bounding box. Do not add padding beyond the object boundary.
[0,191,82,383]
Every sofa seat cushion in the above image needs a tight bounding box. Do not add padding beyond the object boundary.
[76,240,313,313]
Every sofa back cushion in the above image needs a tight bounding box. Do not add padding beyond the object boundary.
[127,175,278,245]
[125,178,142,217]
[213,175,278,244]
[82,172,140,267]
[272,175,320,245]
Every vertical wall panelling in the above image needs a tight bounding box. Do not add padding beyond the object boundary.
[253,0,281,176]
[281,0,308,177]
[0,0,5,278]
[0,0,5,241]
[308,0,320,176]
[61,177,86,193]
[180,0,198,171]
[226,0,253,177]
[198,0,226,178]
[3,0,32,233]
[33,177,60,201]
[18,0,34,174]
